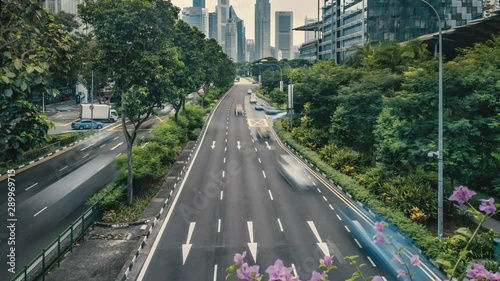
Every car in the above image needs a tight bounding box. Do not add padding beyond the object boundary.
[247,89,252,94]
[276,155,314,190]
[249,95,257,104]
[71,119,104,130]
[264,107,281,115]
[256,127,271,141]
[235,104,244,116]
[254,105,264,111]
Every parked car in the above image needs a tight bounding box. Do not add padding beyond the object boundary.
[276,154,314,190]
[71,119,104,130]
[235,104,244,116]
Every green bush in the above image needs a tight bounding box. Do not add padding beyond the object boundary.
[87,181,127,213]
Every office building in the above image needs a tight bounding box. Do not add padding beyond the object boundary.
[246,39,256,62]
[304,17,317,42]
[255,0,271,59]
[275,11,293,60]
[225,17,238,61]
[209,12,218,40]
[44,0,62,14]
[182,7,209,36]
[216,0,230,49]
[193,0,205,8]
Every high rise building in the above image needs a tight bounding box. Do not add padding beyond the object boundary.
[216,0,230,49]
[182,7,209,36]
[193,0,205,8]
[246,39,256,62]
[225,17,238,61]
[255,0,271,59]
[44,0,62,14]
[304,17,317,42]
[275,11,293,60]
[236,19,246,63]
[209,12,218,40]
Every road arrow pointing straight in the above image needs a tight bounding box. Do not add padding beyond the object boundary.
[265,141,271,150]
[307,221,330,257]
[237,141,241,150]
[211,141,216,149]
[182,222,196,265]
[247,221,258,262]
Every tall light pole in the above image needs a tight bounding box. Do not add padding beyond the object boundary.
[91,70,94,130]
[421,0,444,239]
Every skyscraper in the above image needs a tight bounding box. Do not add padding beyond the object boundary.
[225,17,238,61]
[246,39,256,62]
[216,0,230,50]
[275,11,293,60]
[193,0,205,8]
[255,0,271,59]
[44,0,62,14]
[304,17,317,42]
[209,12,218,40]
[182,7,209,36]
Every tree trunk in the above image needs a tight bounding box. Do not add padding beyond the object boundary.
[181,94,186,115]
[122,115,134,205]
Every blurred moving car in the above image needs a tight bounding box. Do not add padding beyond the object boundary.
[247,89,252,94]
[249,95,257,104]
[256,127,270,141]
[235,104,244,116]
[264,107,281,115]
[276,154,314,190]
[71,119,104,130]
[254,104,264,111]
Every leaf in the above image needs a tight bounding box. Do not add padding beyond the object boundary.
[21,80,28,91]
[4,88,13,97]
[434,258,452,269]
[225,272,234,280]
[459,250,471,259]
[14,58,22,70]
[1,75,10,83]
[34,66,44,73]
[26,65,35,73]
[455,227,472,238]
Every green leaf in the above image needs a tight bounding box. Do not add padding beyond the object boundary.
[34,66,44,73]
[459,250,470,259]
[14,58,22,70]
[1,75,10,83]
[4,87,13,97]
[225,272,234,280]
[434,258,452,269]
[20,80,28,91]
[26,65,35,73]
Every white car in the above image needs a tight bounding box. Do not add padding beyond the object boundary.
[247,89,252,94]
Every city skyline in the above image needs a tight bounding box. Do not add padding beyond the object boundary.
[170,0,319,46]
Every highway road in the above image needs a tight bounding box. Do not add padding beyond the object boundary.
[0,113,164,280]
[135,81,445,280]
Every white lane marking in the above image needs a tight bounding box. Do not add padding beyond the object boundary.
[220,191,223,200]
[317,188,321,193]
[115,153,122,158]
[247,221,258,262]
[254,148,257,152]
[211,141,216,149]
[34,207,47,217]
[329,204,334,210]
[97,165,106,172]
[224,157,226,163]
[367,256,376,267]
[336,214,342,221]
[308,175,312,179]
[307,221,330,256]
[113,136,119,140]
[237,141,241,149]
[141,136,145,139]
[226,132,228,135]
[268,190,274,200]
[354,238,362,248]
[26,183,38,191]
[258,158,261,163]
[59,166,68,172]
[182,222,196,265]
[262,171,266,178]
[141,142,149,148]
[312,182,316,186]
[277,218,284,232]
[225,138,227,143]
[222,171,225,178]
[218,219,221,233]
[225,147,227,152]
[148,130,152,133]
[99,144,106,148]
[323,196,328,201]
[291,263,298,277]
[213,264,218,281]
[83,153,90,158]
[80,144,93,151]
[226,126,228,130]
[252,139,255,143]
[344,225,351,233]
[110,141,123,150]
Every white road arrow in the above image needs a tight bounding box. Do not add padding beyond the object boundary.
[307,221,330,257]
[211,141,216,149]
[265,141,271,150]
[182,222,196,265]
[247,221,258,262]
[237,141,241,150]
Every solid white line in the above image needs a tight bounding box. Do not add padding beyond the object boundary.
[218,219,221,233]
[336,214,342,221]
[113,136,119,140]
[367,256,376,267]
[268,190,274,200]
[97,165,106,172]
[59,166,68,172]
[99,144,106,148]
[329,204,334,210]
[115,153,122,158]
[213,264,218,281]
[220,191,223,200]
[317,188,321,193]
[344,225,351,233]
[83,153,90,158]
[137,90,231,280]
[354,238,362,248]
[323,196,328,201]
[26,183,38,191]
[277,218,284,232]
[222,171,225,178]
[262,171,266,178]
[291,263,298,277]
[34,207,47,217]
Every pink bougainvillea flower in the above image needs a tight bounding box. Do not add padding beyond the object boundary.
[410,255,420,267]
[374,221,385,232]
[373,233,386,244]
[320,255,334,267]
[309,270,327,281]
[234,251,247,264]
[236,263,260,280]
[396,269,406,278]
[448,185,476,204]
[479,198,497,214]
[391,256,404,265]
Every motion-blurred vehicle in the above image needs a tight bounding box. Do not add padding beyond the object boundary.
[247,89,252,94]
[254,104,264,111]
[235,104,244,116]
[276,155,314,190]
[264,107,281,115]
[256,127,270,141]
[71,119,103,130]
[249,95,257,104]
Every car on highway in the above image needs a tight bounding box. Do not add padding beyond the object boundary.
[235,104,244,116]
[254,104,264,111]
[256,127,271,141]
[276,154,314,190]
[247,89,252,94]
[250,96,257,104]
[71,119,104,130]
[264,107,282,115]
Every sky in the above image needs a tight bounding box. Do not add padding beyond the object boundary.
[170,0,321,46]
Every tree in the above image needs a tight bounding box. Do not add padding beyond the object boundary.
[0,0,74,163]
[79,0,181,204]
[199,38,230,107]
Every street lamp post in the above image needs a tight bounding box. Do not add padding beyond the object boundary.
[420,0,444,239]
[91,70,94,130]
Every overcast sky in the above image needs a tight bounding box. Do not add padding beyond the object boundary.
[170,0,321,46]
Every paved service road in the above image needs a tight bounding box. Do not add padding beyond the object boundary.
[136,82,446,280]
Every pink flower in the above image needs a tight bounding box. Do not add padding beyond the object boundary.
[236,263,260,280]
[479,198,497,214]
[309,271,327,281]
[374,222,385,232]
[371,276,385,281]
[320,255,334,267]
[391,256,404,265]
[410,255,420,267]
[373,233,386,244]
[266,259,299,281]
[449,185,476,204]
[234,251,247,264]
[396,269,406,278]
